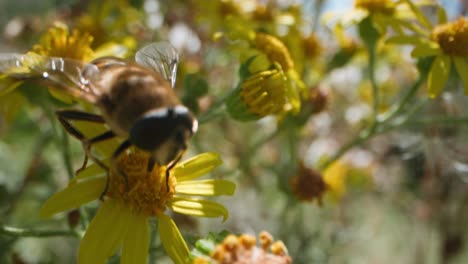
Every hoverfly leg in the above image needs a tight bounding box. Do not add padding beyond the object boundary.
[165,153,183,192]
[147,156,156,173]
[56,110,106,175]
[56,110,117,199]
[111,140,132,191]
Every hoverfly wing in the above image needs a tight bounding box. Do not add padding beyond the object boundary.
[0,53,101,102]
[135,42,179,88]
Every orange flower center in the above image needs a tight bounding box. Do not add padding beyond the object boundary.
[432,17,468,57]
[106,151,176,216]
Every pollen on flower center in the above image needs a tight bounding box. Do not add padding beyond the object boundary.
[432,17,468,57]
[106,151,176,216]
[354,0,395,15]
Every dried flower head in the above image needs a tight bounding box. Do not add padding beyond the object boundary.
[290,161,328,205]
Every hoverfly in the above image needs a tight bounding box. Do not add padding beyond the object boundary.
[0,42,198,194]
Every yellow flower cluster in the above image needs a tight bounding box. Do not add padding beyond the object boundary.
[387,2,468,97]
[194,231,292,264]
[226,32,303,121]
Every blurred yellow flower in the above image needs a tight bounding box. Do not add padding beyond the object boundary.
[32,22,94,61]
[0,21,134,106]
[322,161,348,201]
[324,0,416,36]
[40,149,235,264]
[387,2,468,97]
[75,0,141,50]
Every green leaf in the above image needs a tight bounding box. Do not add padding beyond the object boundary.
[427,55,451,98]
[358,16,380,49]
[182,73,209,113]
[190,230,230,258]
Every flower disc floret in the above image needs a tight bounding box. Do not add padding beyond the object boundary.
[106,151,175,216]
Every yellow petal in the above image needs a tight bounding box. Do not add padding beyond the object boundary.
[411,42,441,58]
[402,0,433,30]
[93,43,130,59]
[39,177,105,218]
[121,213,149,264]
[386,35,425,45]
[0,90,27,124]
[158,214,190,264]
[75,159,110,180]
[174,152,222,182]
[169,197,229,222]
[72,121,121,157]
[48,88,75,104]
[427,55,451,98]
[437,5,448,24]
[340,9,368,28]
[78,200,131,264]
[176,179,236,196]
[453,57,468,94]
[0,77,23,96]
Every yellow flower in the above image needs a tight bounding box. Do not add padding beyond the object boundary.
[75,0,139,51]
[40,149,235,264]
[324,0,416,36]
[0,22,134,106]
[227,61,299,120]
[387,2,468,97]
[32,22,95,61]
[225,32,303,121]
[322,161,348,201]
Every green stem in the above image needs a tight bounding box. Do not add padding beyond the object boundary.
[320,72,427,170]
[411,117,468,125]
[368,45,379,126]
[379,73,426,122]
[61,129,74,179]
[197,91,233,124]
[319,127,375,170]
[149,220,159,263]
[0,225,80,238]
